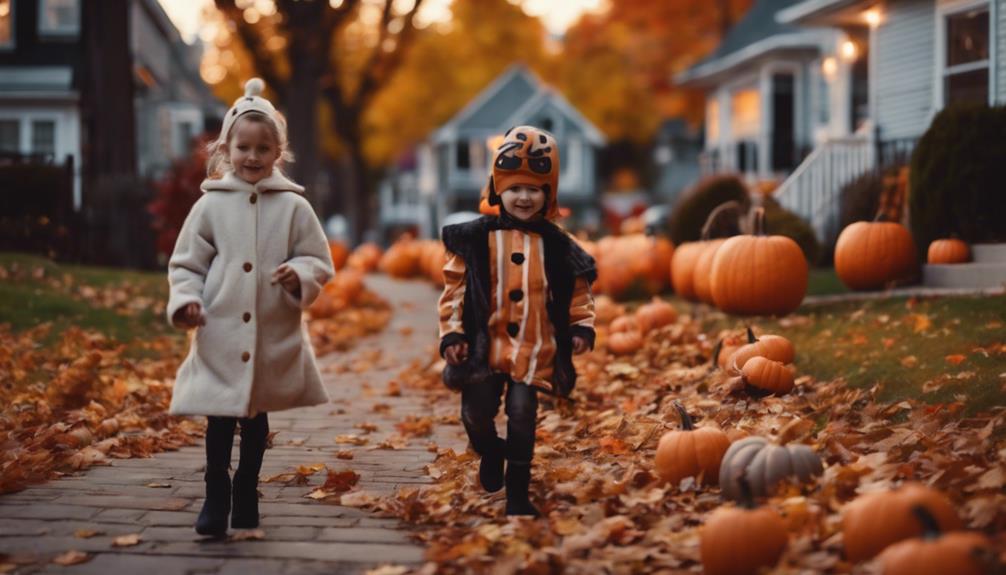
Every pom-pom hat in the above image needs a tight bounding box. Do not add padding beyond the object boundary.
[219,78,277,141]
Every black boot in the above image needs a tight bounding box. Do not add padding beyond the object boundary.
[479,437,505,493]
[504,462,540,517]
[196,417,235,536]
[232,414,268,529]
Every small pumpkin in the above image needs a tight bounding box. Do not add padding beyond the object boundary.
[927,238,970,264]
[876,506,992,575]
[719,436,823,501]
[740,356,795,395]
[328,240,350,271]
[727,333,795,371]
[654,402,731,486]
[841,482,962,562]
[609,316,641,334]
[834,215,917,290]
[607,330,643,355]
[593,295,625,326]
[711,326,756,370]
[635,298,678,332]
[346,242,383,272]
[701,472,788,575]
[710,208,808,316]
[379,235,422,278]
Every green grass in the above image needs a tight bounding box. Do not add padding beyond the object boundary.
[0,252,178,352]
[697,295,1006,415]
[806,268,849,297]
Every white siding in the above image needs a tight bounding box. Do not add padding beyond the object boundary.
[999,0,1006,102]
[874,0,937,139]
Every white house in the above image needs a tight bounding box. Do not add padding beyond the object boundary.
[378,65,607,239]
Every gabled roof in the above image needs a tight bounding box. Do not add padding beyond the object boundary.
[431,64,605,146]
[776,0,872,27]
[677,0,823,85]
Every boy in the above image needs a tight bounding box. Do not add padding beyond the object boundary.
[438,126,596,517]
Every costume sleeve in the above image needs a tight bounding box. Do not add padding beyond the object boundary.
[438,251,466,350]
[280,198,335,310]
[166,198,215,328]
[569,275,596,349]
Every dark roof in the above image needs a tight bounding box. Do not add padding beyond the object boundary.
[697,0,805,66]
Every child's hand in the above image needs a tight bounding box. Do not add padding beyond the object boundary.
[272,264,301,295]
[572,336,589,355]
[174,302,205,329]
[444,342,469,365]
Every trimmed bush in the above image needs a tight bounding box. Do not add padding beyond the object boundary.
[910,105,1006,250]
[839,170,884,229]
[763,197,821,265]
[669,175,751,244]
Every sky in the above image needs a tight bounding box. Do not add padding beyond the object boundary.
[158,0,607,44]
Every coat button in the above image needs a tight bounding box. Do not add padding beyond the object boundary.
[241,351,251,362]
[511,253,525,265]
[243,312,251,322]
[249,193,258,204]
[243,262,253,272]
[509,289,523,302]
[506,322,520,337]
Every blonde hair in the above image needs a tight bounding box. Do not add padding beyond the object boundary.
[206,110,295,179]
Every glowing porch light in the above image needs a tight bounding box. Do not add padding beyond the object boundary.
[821,57,838,79]
[864,8,882,28]
[841,40,858,61]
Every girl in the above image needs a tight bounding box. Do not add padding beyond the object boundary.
[166,78,334,536]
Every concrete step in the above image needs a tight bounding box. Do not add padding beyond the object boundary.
[923,262,1006,289]
[972,243,1006,264]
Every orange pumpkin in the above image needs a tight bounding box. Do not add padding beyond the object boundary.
[728,334,795,371]
[346,243,383,272]
[670,241,706,300]
[654,402,731,486]
[609,315,641,334]
[710,208,808,316]
[328,241,350,271]
[701,473,788,575]
[641,236,674,295]
[607,330,643,355]
[927,238,970,264]
[635,298,677,332]
[841,483,962,562]
[379,236,421,278]
[876,507,991,575]
[740,356,795,395]
[712,327,756,370]
[593,295,625,326]
[693,239,727,304]
[835,219,918,290]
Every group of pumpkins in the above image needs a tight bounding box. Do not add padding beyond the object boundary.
[652,402,992,575]
[307,241,384,319]
[576,234,675,299]
[671,208,809,316]
[377,234,447,286]
[713,327,798,396]
[598,297,679,355]
[833,215,973,291]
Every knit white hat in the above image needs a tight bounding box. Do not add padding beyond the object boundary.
[219,78,278,141]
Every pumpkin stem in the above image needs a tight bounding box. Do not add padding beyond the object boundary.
[711,339,724,369]
[745,325,757,343]
[673,401,695,431]
[911,505,943,540]
[752,207,766,236]
[701,200,743,240]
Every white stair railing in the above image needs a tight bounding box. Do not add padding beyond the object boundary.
[774,135,875,246]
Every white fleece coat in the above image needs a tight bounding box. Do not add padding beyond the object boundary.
[166,170,334,417]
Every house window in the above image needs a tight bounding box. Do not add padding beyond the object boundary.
[730,88,761,138]
[0,0,13,49]
[173,121,194,157]
[944,7,989,105]
[455,140,470,170]
[0,120,19,153]
[31,120,56,156]
[39,0,80,37]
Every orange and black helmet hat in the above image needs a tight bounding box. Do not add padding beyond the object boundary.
[487,125,560,220]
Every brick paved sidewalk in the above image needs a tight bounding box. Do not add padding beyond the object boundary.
[0,276,463,575]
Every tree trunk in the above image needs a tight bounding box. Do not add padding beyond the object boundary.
[333,116,371,244]
[283,7,326,204]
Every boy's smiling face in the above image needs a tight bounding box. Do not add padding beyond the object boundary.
[500,185,545,221]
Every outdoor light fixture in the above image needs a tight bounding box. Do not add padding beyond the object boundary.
[841,40,858,61]
[864,8,882,27]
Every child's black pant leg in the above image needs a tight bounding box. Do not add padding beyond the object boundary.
[235,413,269,480]
[460,376,505,455]
[504,381,538,464]
[205,416,237,474]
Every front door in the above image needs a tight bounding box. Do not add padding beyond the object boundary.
[771,73,796,172]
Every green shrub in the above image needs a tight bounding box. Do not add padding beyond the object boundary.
[669,175,751,244]
[839,169,884,228]
[762,197,821,265]
[910,104,1006,249]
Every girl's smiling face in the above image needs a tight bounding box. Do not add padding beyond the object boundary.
[228,118,279,184]
[500,185,546,221]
